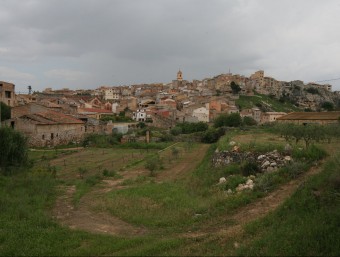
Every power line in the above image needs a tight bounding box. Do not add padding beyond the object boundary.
[315,77,340,83]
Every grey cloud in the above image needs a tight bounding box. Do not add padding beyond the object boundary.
[0,0,340,91]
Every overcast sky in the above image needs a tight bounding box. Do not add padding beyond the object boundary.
[1,0,340,93]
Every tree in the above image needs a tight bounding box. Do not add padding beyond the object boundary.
[0,102,11,121]
[214,113,242,128]
[230,81,241,94]
[0,127,28,169]
[243,116,257,126]
[321,101,334,111]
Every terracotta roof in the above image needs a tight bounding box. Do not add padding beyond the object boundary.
[79,108,112,113]
[277,112,340,120]
[22,111,84,125]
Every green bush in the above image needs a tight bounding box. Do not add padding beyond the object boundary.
[254,173,283,192]
[0,102,11,121]
[280,161,309,179]
[225,175,247,190]
[243,116,257,126]
[173,122,208,134]
[292,145,327,162]
[214,113,242,128]
[0,127,28,170]
[241,161,260,176]
[201,128,225,143]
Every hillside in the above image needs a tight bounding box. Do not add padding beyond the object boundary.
[236,93,301,112]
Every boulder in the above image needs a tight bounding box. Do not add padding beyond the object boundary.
[229,141,236,146]
[261,160,270,168]
[219,177,227,184]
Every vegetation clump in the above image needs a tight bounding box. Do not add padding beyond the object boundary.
[0,127,28,172]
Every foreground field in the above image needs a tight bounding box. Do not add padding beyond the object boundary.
[1,130,340,256]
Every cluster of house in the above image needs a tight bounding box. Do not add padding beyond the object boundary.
[1,69,339,147]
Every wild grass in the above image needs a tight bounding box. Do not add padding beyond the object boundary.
[236,154,340,256]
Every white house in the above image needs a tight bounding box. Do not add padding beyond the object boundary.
[104,88,121,100]
[132,109,147,122]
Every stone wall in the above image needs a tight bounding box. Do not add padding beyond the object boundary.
[212,149,292,173]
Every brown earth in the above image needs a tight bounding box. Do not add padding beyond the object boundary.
[52,144,210,236]
[52,141,330,240]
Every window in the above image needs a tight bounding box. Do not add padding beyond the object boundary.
[51,133,54,140]
[5,91,11,98]
[42,135,45,140]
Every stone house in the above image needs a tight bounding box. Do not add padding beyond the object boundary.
[261,112,287,124]
[7,110,85,147]
[0,81,16,107]
[276,112,340,125]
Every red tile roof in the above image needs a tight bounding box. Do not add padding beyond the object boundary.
[277,112,340,120]
[22,111,84,125]
[79,108,112,113]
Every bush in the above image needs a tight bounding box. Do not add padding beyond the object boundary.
[241,161,260,176]
[280,161,308,179]
[0,102,11,121]
[0,127,28,170]
[254,173,283,192]
[243,116,257,126]
[170,126,182,136]
[175,122,208,134]
[214,113,242,128]
[201,128,225,143]
[292,145,327,162]
[225,175,247,190]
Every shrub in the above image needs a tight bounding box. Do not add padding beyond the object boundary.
[201,128,225,143]
[243,116,257,126]
[254,173,283,192]
[280,161,308,179]
[241,161,260,176]
[225,175,247,190]
[0,127,28,170]
[214,113,242,128]
[292,145,327,162]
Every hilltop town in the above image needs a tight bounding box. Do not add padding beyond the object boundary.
[1,70,339,147]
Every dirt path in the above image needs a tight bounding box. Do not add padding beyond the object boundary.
[183,159,326,239]
[52,185,147,236]
[156,144,210,181]
[52,144,210,236]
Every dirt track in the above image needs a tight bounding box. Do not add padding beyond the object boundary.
[52,144,210,236]
[52,143,327,239]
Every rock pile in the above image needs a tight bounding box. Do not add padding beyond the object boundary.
[236,178,254,192]
[212,149,293,173]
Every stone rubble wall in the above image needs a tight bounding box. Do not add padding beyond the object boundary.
[212,149,292,173]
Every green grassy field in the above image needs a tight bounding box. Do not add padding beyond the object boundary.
[1,132,339,256]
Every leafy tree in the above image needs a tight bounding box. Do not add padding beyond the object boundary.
[305,87,319,95]
[174,122,208,134]
[0,127,28,169]
[230,81,241,94]
[201,127,225,143]
[321,101,334,111]
[145,154,162,177]
[243,116,257,126]
[214,113,242,128]
[0,102,11,121]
